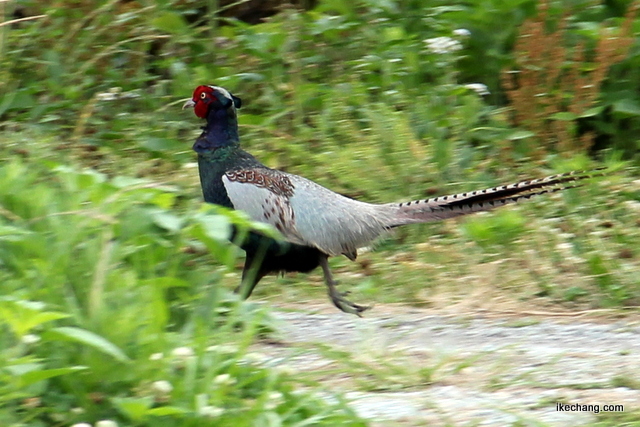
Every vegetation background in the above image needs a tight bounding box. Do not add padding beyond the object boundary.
[0,0,638,425]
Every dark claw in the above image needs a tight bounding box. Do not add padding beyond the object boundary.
[327,283,370,317]
[319,256,370,316]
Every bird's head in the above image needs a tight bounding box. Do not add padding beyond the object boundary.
[183,85,242,119]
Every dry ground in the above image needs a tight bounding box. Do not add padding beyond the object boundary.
[251,301,640,426]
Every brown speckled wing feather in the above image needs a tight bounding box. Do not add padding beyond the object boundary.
[223,168,306,245]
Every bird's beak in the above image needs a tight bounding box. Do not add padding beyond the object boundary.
[182,99,196,110]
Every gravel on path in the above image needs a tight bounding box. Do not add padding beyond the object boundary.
[256,305,640,426]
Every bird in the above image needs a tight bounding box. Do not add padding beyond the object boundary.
[183,84,597,316]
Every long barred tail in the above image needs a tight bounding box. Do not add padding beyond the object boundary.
[388,169,604,226]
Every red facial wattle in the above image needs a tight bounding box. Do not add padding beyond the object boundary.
[193,98,208,118]
[192,85,212,119]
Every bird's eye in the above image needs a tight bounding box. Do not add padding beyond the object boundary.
[200,92,207,99]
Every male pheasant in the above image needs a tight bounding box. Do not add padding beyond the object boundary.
[184,85,594,315]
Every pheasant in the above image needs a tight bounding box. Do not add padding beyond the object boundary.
[183,84,595,315]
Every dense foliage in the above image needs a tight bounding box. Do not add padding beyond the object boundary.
[2,0,640,160]
[0,0,639,426]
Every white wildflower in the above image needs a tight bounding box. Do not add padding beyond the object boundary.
[171,347,195,368]
[206,344,238,354]
[199,405,224,417]
[96,421,119,427]
[268,391,284,400]
[424,36,463,54]
[542,217,562,224]
[149,352,163,361]
[565,256,584,264]
[95,87,138,101]
[22,397,40,408]
[556,242,573,252]
[453,28,471,37]
[120,89,141,99]
[265,391,284,410]
[152,380,173,395]
[70,424,92,427]
[95,87,122,101]
[171,346,194,359]
[96,92,118,101]
[464,83,490,96]
[274,365,295,376]
[213,373,236,386]
[623,200,640,212]
[22,334,40,345]
[241,352,268,364]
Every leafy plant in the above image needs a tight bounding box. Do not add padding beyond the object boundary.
[0,159,365,426]
[502,0,638,157]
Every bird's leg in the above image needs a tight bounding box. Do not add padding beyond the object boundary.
[235,240,270,299]
[235,262,265,299]
[319,255,370,316]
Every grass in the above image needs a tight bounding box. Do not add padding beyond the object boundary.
[292,342,450,392]
[0,147,366,425]
[592,410,640,427]
[1,0,639,425]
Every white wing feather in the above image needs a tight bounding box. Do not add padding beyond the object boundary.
[222,175,306,246]
[222,172,396,258]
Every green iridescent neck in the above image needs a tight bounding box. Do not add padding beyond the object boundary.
[192,107,240,154]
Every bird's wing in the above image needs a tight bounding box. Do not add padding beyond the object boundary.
[222,169,307,246]
[223,169,394,259]
[285,175,394,259]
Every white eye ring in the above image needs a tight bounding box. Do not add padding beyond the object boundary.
[200,92,206,99]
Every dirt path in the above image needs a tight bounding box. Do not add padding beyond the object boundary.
[256,304,640,426]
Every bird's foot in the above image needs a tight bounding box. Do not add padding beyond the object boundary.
[319,255,370,316]
[327,283,370,317]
